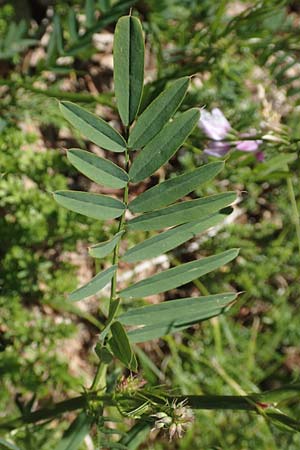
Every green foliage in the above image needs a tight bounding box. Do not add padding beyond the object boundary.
[1,1,300,449]
[113,15,145,126]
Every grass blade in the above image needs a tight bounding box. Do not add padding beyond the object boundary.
[55,412,92,450]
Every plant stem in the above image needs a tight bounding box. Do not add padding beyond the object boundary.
[109,130,130,311]
[286,172,300,255]
[90,129,130,392]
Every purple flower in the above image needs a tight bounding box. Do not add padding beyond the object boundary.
[236,140,261,152]
[199,108,231,140]
[204,141,231,157]
[199,108,264,161]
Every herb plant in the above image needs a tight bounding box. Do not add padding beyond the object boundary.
[1,12,300,450]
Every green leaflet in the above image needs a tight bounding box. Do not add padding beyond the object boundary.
[55,412,92,450]
[0,438,22,450]
[109,321,138,372]
[120,249,238,298]
[122,213,228,263]
[129,162,224,213]
[128,77,189,150]
[127,192,236,231]
[119,292,237,342]
[119,422,152,449]
[129,108,200,182]
[67,149,129,188]
[54,190,125,220]
[69,265,117,301]
[89,231,124,258]
[59,101,126,152]
[113,15,144,126]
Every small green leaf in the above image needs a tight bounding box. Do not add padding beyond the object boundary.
[89,231,124,258]
[128,77,190,150]
[67,149,129,188]
[60,101,126,152]
[120,249,238,298]
[0,438,21,450]
[129,162,224,213]
[109,321,138,371]
[85,0,95,28]
[127,192,236,231]
[68,10,78,43]
[54,190,125,220]
[69,265,117,301]
[120,292,237,342]
[55,412,92,450]
[54,15,64,55]
[114,15,144,126]
[122,212,228,263]
[119,422,151,449]
[129,108,200,182]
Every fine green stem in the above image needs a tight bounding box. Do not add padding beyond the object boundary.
[286,172,300,255]
[90,129,130,392]
[0,79,114,108]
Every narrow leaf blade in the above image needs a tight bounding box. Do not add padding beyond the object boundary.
[67,149,128,188]
[128,77,190,149]
[129,108,200,182]
[55,412,92,450]
[120,249,238,298]
[129,162,224,213]
[114,15,144,126]
[127,192,236,231]
[69,265,117,301]
[89,231,124,259]
[121,293,237,342]
[109,321,138,371]
[54,190,125,220]
[60,101,126,152]
[122,212,228,263]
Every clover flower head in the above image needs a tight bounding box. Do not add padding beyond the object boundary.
[151,399,194,441]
